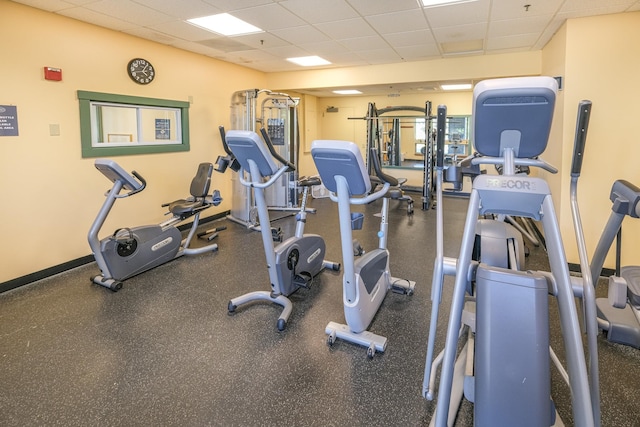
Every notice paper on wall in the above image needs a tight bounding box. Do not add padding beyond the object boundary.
[155,118,170,140]
[0,105,19,136]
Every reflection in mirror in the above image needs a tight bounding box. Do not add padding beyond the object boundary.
[371,110,471,170]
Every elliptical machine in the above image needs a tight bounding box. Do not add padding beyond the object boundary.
[421,78,600,426]
[224,128,340,331]
[88,159,222,291]
[311,140,415,358]
[571,100,640,349]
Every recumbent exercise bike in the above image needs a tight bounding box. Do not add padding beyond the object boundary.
[88,159,222,291]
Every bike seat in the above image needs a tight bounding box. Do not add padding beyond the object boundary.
[166,163,216,219]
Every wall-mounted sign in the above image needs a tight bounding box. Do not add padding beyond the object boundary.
[155,118,170,140]
[0,105,19,136]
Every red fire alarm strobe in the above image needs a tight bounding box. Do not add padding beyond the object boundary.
[44,67,62,81]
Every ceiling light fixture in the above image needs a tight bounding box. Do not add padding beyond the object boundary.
[441,83,473,91]
[286,56,331,67]
[187,13,263,36]
[419,0,478,8]
[332,90,362,95]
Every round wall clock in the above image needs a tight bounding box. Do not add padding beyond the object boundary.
[127,58,155,85]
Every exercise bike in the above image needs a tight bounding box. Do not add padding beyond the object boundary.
[421,78,600,426]
[224,128,340,331]
[311,140,415,358]
[88,159,222,291]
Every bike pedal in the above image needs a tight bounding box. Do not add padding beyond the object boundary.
[391,284,408,294]
[293,273,312,289]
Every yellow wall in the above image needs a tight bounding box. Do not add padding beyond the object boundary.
[0,1,265,282]
[542,12,640,268]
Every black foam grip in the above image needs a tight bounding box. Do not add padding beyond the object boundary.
[570,100,592,176]
[218,126,233,156]
[436,105,447,168]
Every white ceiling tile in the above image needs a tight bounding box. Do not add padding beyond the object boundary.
[384,29,437,47]
[395,44,441,60]
[490,0,563,20]
[231,32,291,49]
[297,40,351,56]
[201,0,272,11]
[264,45,312,58]
[365,9,430,34]
[169,39,226,56]
[123,26,178,44]
[560,0,638,13]
[279,0,359,23]
[232,3,307,31]
[489,15,554,38]
[425,0,490,28]
[132,0,222,20]
[339,35,388,51]
[148,20,222,42]
[315,18,377,39]
[487,33,540,50]
[83,0,174,26]
[10,0,77,11]
[347,0,421,16]
[432,22,486,44]
[356,47,403,63]
[56,6,138,31]
[271,26,330,45]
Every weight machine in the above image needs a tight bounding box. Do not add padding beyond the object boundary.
[226,89,304,229]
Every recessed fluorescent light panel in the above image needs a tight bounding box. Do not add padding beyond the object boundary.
[187,13,263,36]
[286,56,331,67]
[441,83,473,91]
[420,0,478,8]
[333,90,362,95]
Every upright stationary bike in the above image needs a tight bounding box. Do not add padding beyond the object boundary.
[225,128,340,331]
[311,140,415,358]
[88,159,222,291]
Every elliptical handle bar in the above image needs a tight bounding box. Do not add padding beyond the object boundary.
[570,100,592,177]
[369,147,399,187]
[436,105,446,169]
[259,127,296,172]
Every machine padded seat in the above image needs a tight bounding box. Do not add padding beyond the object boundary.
[167,162,214,218]
[473,76,558,159]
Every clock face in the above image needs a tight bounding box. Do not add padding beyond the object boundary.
[127,58,155,85]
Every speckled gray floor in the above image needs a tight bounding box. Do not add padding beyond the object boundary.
[1,195,638,426]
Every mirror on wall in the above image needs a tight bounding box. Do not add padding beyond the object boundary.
[369,106,471,170]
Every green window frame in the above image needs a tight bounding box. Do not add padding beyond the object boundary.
[78,90,190,157]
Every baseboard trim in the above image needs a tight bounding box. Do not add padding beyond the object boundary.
[0,211,229,294]
[568,263,615,278]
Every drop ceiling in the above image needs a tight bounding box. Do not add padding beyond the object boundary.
[11,0,640,96]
